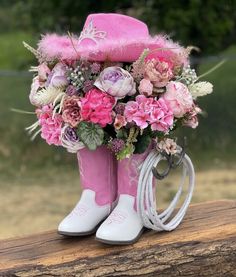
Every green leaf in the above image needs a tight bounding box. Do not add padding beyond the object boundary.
[116,128,128,139]
[134,135,151,154]
[77,121,104,151]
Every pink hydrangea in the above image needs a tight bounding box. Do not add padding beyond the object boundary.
[80,88,115,127]
[37,105,63,146]
[162,81,193,118]
[124,95,173,132]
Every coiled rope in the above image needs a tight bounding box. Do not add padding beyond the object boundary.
[137,148,195,231]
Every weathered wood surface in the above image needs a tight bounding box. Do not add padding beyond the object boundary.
[0,200,235,277]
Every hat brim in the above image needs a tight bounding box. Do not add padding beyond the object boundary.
[38,34,187,64]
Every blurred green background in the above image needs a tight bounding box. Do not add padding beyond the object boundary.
[0,0,236,239]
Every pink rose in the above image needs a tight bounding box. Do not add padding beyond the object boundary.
[138,78,153,96]
[144,58,173,87]
[162,81,193,118]
[62,96,82,127]
[80,88,115,127]
[114,114,127,129]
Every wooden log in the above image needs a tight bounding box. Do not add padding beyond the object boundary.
[0,200,235,277]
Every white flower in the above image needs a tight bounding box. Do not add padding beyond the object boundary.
[94,66,136,99]
[30,86,65,106]
[189,81,213,99]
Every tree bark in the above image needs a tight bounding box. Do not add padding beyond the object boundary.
[0,200,235,277]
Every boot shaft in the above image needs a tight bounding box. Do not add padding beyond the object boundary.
[77,146,118,205]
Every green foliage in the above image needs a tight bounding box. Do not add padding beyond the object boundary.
[134,0,236,55]
[0,31,36,70]
[134,134,151,154]
[77,121,104,151]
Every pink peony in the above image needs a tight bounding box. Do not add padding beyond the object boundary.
[144,58,173,87]
[46,63,68,88]
[37,105,63,146]
[162,81,193,118]
[94,66,136,99]
[124,95,173,132]
[62,96,82,127]
[138,78,153,96]
[80,88,115,127]
[114,114,127,129]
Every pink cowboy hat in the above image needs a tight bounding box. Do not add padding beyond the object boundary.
[38,13,186,63]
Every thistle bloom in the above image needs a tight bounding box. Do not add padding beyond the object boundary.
[37,105,63,146]
[94,66,136,99]
[80,88,115,127]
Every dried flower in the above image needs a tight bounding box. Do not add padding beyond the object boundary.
[189,81,213,99]
[62,96,82,127]
[157,138,177,155]
[144,58,173,87]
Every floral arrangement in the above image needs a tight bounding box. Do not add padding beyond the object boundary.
[25,42,213,160]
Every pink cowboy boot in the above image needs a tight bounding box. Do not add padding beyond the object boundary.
[58,146,117,236]
[96,145,152,244]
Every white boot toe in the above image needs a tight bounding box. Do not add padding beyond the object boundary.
[96,194,143,244]
[58,189,111,236]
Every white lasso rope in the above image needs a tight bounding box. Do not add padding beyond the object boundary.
[137,149,195,231]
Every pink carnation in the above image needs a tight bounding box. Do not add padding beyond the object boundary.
[162,81,193,118]
[124,95,173,132]
[80,88,115,127]
[37,105,63,146]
